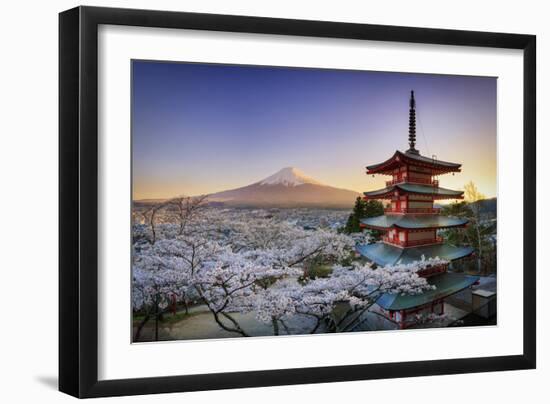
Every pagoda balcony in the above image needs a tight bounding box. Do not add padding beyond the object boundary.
[382,236,443,248]
[385,178,439,187]
[384,207,441,214]
[416,263,448,278]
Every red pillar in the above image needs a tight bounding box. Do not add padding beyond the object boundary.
[399,310,406,329]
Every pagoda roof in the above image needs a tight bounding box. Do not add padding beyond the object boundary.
[376,272,479,311]
[366,150,461,176]
[356,242,474,267]
[360,214,468,230]
[363,182,464,199]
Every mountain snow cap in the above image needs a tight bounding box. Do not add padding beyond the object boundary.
[258,167,323,187]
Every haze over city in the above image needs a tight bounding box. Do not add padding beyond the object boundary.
[132,61,496,201]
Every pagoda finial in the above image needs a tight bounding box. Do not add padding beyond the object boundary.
[407,90,419,155]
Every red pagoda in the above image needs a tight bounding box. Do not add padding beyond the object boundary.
[357,91,477,329]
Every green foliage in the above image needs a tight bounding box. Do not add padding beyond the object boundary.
[339,251,356,267]
[440,198,497,274]
[441,201,473,217]
[343,197,384,234]
[441,201,494,247]
[307,264,333,279]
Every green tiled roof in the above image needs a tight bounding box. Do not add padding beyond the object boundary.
[363,183,464,198]
[376,272,479,310]
[361,215,468,229]
[356,242,474,266]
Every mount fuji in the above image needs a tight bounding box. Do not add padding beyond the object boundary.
[208,167,360,208]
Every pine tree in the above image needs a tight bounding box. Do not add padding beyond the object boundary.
[344,197,383,234]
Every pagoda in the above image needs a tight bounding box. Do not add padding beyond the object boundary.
[357,91,478,329]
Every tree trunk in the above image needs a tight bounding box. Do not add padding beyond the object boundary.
[271,318,279,336]
[154,301,159,341]
[133,313,151,342]
[211,311,250,337]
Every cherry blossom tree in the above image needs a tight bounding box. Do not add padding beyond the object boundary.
[132,200,447,340]
[249,258,442,335]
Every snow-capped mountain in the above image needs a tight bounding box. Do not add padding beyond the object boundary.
[208,167,360,208]
[258,167,323,187]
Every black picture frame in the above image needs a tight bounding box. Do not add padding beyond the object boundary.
[59,5,536,398]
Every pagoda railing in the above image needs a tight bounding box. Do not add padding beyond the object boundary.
[416,263,448,278]
[385,178,439,187]
[384,207,441,214]
[382,236,443,247]
[385,178,402,186]
[406,237,443,247]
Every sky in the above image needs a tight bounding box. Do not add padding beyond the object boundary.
[132,60,497,200]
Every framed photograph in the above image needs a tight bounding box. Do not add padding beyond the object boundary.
[59,6,536,398]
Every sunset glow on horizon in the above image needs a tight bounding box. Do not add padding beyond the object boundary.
[132,61,496,201]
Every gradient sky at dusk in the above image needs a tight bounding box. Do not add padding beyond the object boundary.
[132,61,497,200]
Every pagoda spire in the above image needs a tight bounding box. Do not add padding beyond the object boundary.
[407,90,419,155]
